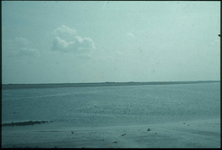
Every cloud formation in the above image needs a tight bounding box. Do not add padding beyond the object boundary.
[75,36,95,51]
[52,36,75,52]
[17,48,40,57]
[3,37,40,57]
[53,25,77,35]
[127,32,136,38]
[15,37,33,46]
[51,25,95,53]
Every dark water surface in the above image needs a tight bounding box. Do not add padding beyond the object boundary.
[2,82,220,129]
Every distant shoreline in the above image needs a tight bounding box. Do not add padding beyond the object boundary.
[1,81,220,90]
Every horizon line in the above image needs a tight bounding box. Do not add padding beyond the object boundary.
[2,80,220,85]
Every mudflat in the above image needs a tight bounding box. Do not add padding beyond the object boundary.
[2,118,220,148]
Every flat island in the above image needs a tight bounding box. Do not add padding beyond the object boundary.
[2,80,219,90]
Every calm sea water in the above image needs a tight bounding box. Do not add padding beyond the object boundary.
[2,82,220,129]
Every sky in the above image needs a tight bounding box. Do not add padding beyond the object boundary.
[2,1,220,84]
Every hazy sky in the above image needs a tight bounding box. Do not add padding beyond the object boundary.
[2,1,220,84]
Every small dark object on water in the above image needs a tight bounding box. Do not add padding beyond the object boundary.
[147,128,151,131]
[71,131,73,134]
[122,133,126,136]
[183,123,185,124]
[13,112,15,114]
[188,125,189,126]
[113,141,118,143]
[102,139,104,141]
[155,133,157,134]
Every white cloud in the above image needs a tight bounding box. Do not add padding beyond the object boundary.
[75,36,96,51]
[51,25,96,54]
[53,25,77,35]
[15,37,33,46]
[78,53,93,59]
[51,36,95,53]
[127,32,136,38]
[52,36,76,52]
[17,48,40,57]
[3,37,40,57]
